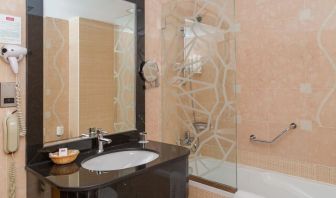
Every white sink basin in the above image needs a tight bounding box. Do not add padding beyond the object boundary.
[81,150,159,171]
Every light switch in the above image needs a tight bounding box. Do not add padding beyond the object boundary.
[0,82,16,108]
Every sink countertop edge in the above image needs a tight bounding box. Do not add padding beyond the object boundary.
[26,141,190,192]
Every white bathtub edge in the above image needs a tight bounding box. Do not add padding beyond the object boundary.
[189,180,235,198]
[237,163,336,188]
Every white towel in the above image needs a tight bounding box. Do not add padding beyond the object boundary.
[234,190,265,198]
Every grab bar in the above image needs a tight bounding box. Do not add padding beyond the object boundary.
[250,123,297,144]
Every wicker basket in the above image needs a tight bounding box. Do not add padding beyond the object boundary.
[50,163,80,175]
[49,149,80,165]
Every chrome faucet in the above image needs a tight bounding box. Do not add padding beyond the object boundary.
[179,131,199,153]
[97,129,112,153]
[180,131,195,146]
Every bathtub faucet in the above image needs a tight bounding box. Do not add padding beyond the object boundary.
[180,132,199,152]
[181,131,195,146]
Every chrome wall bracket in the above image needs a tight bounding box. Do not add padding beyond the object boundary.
[250,123,297,144]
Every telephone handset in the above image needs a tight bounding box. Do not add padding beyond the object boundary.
[3,112,19,153]
[2,111,19,198]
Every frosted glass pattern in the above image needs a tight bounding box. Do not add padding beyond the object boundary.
[161,0,237,187]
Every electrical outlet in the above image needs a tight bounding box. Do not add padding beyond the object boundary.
[56,126,64,137]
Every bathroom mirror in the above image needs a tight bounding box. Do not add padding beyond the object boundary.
[41,0,137,144]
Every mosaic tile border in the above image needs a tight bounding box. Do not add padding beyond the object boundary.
[239,150,336,185]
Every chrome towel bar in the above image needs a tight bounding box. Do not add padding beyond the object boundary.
[250,123,297,144]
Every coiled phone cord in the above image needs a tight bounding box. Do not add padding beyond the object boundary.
[8,153,16,198]
[15,75,26,136]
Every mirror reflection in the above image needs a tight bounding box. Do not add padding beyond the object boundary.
[43,0,136,144]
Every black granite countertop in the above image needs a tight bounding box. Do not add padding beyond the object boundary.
[26,141,190,192]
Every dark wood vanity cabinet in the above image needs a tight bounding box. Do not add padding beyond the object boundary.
[27,158,188,198]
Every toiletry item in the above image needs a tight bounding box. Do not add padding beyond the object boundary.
[58,148,68,157]
[49,149,79,165]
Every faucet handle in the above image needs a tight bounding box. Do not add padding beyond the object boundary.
[80,134,90,138]
[80,128,97,138]
[87,127,97,136]
[139,131,149,144]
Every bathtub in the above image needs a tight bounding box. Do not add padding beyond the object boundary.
[189,157,336,198]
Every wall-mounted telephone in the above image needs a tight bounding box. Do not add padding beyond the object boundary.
[3,112,19,153]
[0,44,27,137]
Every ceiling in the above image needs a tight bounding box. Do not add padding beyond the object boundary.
[44,0,135,26]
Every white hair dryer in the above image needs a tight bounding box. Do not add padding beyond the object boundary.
[0,45,27,74]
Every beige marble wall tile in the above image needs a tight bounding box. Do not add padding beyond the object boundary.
[78,18,116,133]
[43,17,70,143]
[0,0,26,197]
[239,150,336,185]
[189,185,229,198]
[236,0,336,184]
[145,0,168,141]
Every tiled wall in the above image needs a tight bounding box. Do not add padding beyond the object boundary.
[4,0,336,197]
[44,17,70,142]
[145,0,167,141]
[189,185,229,198]
[150,0,336,186]
[44,17,117,143]
[77,18,116,134]
[44,17,136,143]
[236,0,336,184]
[0,0,26,197]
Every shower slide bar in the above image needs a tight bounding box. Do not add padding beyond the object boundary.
[249,123,297,144]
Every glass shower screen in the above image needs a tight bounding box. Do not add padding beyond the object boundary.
[161,0,237,188]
